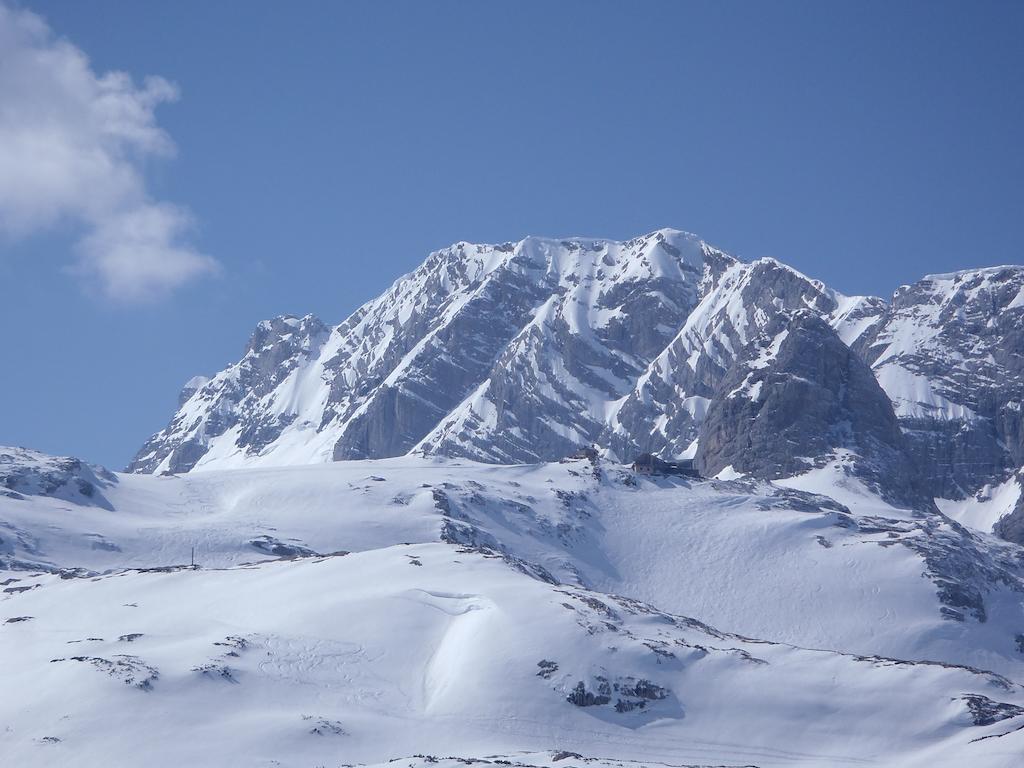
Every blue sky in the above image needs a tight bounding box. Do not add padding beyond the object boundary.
[2,0,1023,468]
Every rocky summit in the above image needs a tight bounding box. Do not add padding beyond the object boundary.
[127,230,1024,542]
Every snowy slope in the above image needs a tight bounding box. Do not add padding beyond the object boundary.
[6,453,1024,674]
[1,446,116,509]
[4,452,1024,766]
[11,230,1024,764]
[4,545,1023,768]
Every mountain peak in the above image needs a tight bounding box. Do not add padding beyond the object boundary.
[127,233,1024,531]
[920,263,1024,284]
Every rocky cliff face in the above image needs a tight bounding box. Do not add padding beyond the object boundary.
[128,230,743,472]
[127,229,1024,540]
[130,314,330,474]
[854,267,1024,500]
[602,258,886,462]
[413,235,736,462]
[993,479,1024,545]
[695,311,920,506]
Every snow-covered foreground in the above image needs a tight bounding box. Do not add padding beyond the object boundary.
[3,453,1024,766]
[4,545,1023,768]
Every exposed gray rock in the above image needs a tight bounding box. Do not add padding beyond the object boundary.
[248,535,318,559]
[536,659,559,678]
[126,234,891,474]
[567,678,611,707]
[192,663,238,682]
[411,232,735,462]
[121,230,1024,543]
[962,694,1024,726]
[328,243,558,460]
[49,654,159,690]
[695,311,921,506]
[178,376,210,407]
[127,232,744,471]
[605,258,886,462]
[128,314,329,473]
[0,447,116,508]
[855,267,1024,501]
[993,475,1024,545]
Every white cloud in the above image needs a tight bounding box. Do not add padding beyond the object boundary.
[0,3,218,300]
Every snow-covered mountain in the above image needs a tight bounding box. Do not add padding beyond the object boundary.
[129,230,739,473]
[8,228,1024,765]
[129,230,886,474]
[128,230,1024,539]
[854,267,1024,536]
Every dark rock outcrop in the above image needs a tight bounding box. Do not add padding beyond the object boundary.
[606,258,886,462]
[854,267,1024,501]
[993,477,1024,545]
[0,447,116,508]
[696,311,921,506]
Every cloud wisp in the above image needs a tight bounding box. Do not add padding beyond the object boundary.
[0,3,217,301]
